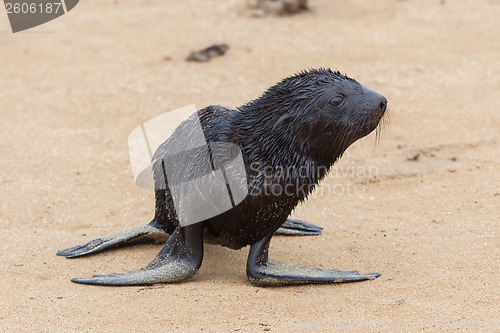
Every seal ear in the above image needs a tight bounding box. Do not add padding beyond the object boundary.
[272,113,293,131]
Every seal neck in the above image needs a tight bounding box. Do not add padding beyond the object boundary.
[234,102,341,182]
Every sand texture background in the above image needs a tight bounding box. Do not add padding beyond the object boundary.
[0,0,499,332]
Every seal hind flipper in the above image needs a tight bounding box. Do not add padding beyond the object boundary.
[246,234,380,286]
[57,189,175,258]
[274,218,322,236]
[71,224,203,286]
[56,221,168,258]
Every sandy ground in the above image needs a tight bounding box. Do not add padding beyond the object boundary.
[1,0,499,332]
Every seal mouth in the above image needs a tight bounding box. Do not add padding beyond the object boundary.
[324,101,388,154]
[369,96,388,135]
[353,98,388,141]
[374,103,389,144]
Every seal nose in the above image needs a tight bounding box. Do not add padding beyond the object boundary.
[378,97,387,113]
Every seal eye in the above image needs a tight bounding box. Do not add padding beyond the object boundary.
[329,96,344,108]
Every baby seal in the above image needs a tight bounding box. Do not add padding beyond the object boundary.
[58,68,387,286]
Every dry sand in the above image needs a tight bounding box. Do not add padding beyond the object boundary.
[0,0,499,332]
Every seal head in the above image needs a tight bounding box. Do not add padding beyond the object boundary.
[238,68,387,166]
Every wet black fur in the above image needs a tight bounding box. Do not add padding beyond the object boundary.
[152,68,386,249]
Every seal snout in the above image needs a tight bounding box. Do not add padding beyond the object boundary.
[375,95,387,119]
[378,97,387,113]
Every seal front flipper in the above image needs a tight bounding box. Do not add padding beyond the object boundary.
[71,224,203,286]
[56,221,168,258]
[247,234,380,286]
[274,218,322,236]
